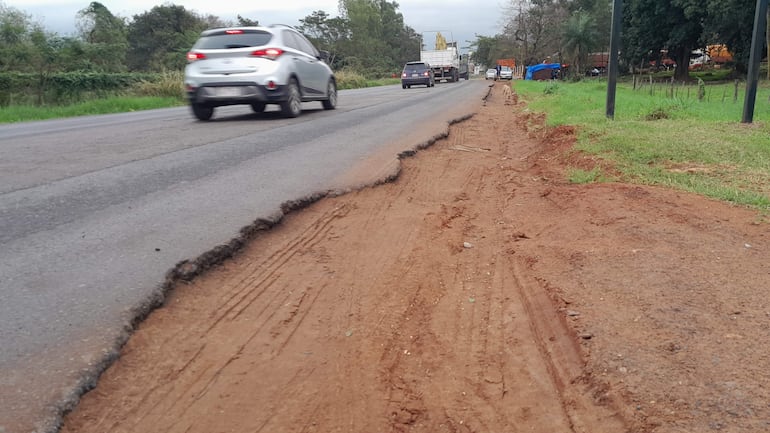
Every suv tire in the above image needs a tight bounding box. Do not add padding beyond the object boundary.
[191,103,214,121]
[322,79,337,110]
[251,102,266,113]
[280,78,302,118]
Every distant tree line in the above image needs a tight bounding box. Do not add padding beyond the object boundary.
[2,0,765,102]
[0,0,419,76]
[471,0,769,81]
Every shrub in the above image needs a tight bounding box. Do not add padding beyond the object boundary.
[336,69,369,90]
[133,71,185,99]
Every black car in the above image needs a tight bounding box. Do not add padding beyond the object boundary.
[401,61,435,89]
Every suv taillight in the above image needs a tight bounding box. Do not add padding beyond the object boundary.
[251,48,284,60]
[186,52,205,62]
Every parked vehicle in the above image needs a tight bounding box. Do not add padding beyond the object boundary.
[401,62,435,88]
[707,44,733,63]
[499,66,513,80]
[587,52,608,74]
[485,68,497,80]
[689,50,711,70]
[184,24,337,120]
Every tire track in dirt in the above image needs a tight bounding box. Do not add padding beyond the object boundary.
[62,84,631,433]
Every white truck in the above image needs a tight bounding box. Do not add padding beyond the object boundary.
[420,33,462,82]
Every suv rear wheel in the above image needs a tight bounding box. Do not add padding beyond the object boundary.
[191,103,214,121]
[280,79,302,118]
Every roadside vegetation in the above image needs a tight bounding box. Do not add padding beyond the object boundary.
[0,70,400,123]
[513,79,770,210]
[0,0,417,123]
[2,0,767,122]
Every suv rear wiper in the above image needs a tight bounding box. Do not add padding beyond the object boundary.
[224,44,251,49]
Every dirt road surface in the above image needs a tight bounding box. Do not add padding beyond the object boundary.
[60,83,770,433]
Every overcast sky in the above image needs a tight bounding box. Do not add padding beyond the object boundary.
[12,0,506,52]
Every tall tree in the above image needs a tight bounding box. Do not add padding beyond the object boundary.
[623,0,705,80]
[703,0,758,73]
[339,0,389,71]
[298,10,350,68]
[562,10,599,75]
[126,4,208,71]
[379,0,417,66]
[337,0,419,74]
[502,0,568,65]
[567,0,611,51]
[236,15,259,26]
[467,34,509,66]
[0,3,36,71]
[76,2,127,72]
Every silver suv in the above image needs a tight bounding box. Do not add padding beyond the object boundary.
[184,25,337,120]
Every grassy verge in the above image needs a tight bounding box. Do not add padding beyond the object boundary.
[335,69,401,89]
[0,70,400,123]
[513,78,770,210]
[0,97,184,123]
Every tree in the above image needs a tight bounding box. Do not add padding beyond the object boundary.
[0,3,36,71]
[562,10,599,76]
[378,0,418,66]
[126,4,209,71]
[338,0,390,72]
[501,0,569,65]
[298,10,350,68]
[468,35,496,67]
[623,0,706,80]
[702,0,759,73]
[199,14,229,29]
[76,2,127,72]
[336,0,420,75]
[567,0,611,49]
[236,15,258,26]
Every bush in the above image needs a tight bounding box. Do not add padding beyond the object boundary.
[336,69,369,90]
[133,71,185,99]
[0,72,158,106]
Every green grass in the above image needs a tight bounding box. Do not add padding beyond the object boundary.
[650,68,735,82]
[568,167,605,184]
[512,78,770,210]
[0,97,185,123]
[336,69,400,89]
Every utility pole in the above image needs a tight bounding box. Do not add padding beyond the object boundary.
[606,0,623,119]
[742,0,768,123]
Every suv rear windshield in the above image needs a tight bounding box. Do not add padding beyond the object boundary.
[192,30,272,49]
[404,63,428,70]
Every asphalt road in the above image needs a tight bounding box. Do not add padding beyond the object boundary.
[0,80,490,433]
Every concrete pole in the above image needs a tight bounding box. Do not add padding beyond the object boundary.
[742,0,768,123]
[606,0,623,119]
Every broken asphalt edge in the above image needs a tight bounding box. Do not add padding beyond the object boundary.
[44,85,493,433]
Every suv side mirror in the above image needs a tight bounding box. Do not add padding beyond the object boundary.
[319,50,330,61]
